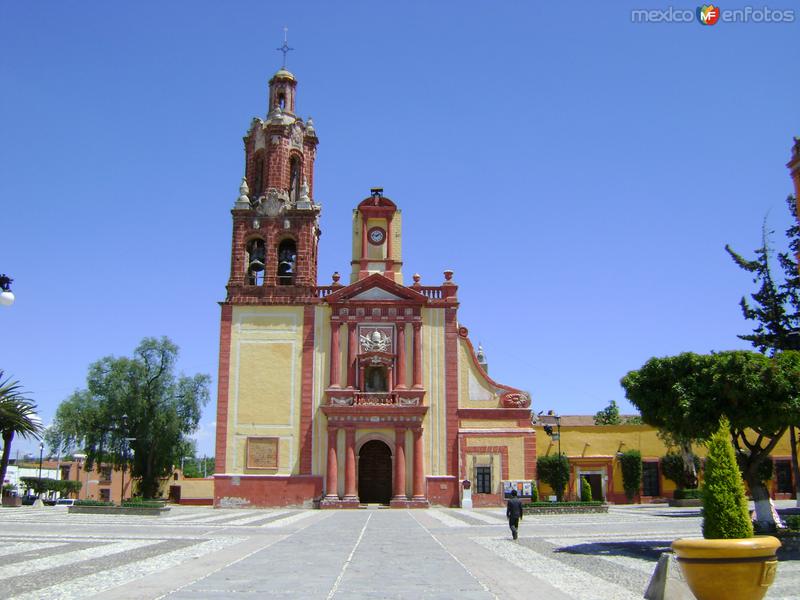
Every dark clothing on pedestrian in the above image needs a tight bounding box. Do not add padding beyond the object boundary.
[507,496,523,540]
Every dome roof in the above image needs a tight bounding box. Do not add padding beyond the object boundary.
[271,68,296,82]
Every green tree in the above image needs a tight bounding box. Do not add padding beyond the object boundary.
[48,337,210,498]
[702,419,753,539]
[660,451,701,490]
[620,450,642,501]
[623,350,800,529]
[593,400,622,425]
[579,476,593,502]
[536,454,570,501]
[727,199,800,504]
[182,456,215,479]
[621,353,716,489]
[0,372,43,494]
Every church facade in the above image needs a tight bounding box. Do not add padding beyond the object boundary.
[213,68,535,508]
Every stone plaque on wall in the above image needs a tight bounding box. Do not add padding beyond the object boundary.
[246,437,279,470]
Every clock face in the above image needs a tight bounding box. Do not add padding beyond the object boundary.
[368,227,386,245]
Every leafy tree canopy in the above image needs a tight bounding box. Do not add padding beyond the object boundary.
[623,349,800,526]
[48,337,210,499]
[593,400,622,425]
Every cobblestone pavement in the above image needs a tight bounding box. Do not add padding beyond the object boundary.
[1,503,798,599]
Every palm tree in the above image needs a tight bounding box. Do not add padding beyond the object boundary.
[0,372,43,494]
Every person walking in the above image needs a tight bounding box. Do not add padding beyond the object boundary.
[506,489,523,540]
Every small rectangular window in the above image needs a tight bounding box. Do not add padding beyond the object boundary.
[642,461,660,496]
[99,488,111,502]
[476,466,492,494]
[776,460,793,494]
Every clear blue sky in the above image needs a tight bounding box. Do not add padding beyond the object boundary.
[2,1,798,458]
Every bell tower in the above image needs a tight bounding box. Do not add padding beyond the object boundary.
[225,65,321,302]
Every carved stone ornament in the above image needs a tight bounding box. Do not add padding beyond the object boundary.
[398,397,420,406]
[360,329,392,353]
[330,396,354,406]
[290,124,304,149]
[500,391,531,408]
[256,188,289,217]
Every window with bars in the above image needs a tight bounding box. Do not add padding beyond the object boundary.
[476,466,492,494]
[642,461,660,497]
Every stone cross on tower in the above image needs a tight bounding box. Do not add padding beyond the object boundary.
[276,27,293,69]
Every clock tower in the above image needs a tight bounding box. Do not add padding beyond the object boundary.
[350,188,403,284]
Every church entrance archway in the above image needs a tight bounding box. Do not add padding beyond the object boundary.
[358,440,392,504]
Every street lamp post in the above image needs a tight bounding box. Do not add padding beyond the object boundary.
[121,437,136,502]
[0,274,14,307]
[74,453,87,500]
[37,442,44,499]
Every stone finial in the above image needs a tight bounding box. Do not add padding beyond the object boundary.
[443,269,454,283]
[332,271,341,286]
[305,117,317,137]
[412,273,421,287]
[793,136,800,158]
[235,177,251,209]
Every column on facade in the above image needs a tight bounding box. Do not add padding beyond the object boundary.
[412,322,423,389]
[412,428,425,499]
[347,322,357,388]
[395,322,407,389]
[343,427,358,501]
[329,319,341,388]
[386,216,393,263]
[361,217,368,260]
[325,427,339,499]
[393,428,407,501]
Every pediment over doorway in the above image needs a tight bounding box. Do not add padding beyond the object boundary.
[324,272,427,304]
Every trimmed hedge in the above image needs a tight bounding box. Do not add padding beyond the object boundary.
[673,488,702,500]
[75,500,114,506]
[122,501,164,509]
[525,501,604,507]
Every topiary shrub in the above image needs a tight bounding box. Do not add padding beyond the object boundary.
[530,481,539,502]
[660,451,701,490]
[620,450,642,501]
[579,476,593,502]
[537,454,570,501]
[701,419,753,539]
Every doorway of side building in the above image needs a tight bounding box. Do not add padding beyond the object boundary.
[578,471,604,502]
[358,440,392,504]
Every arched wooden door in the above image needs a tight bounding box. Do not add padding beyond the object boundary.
[358,440,392,504]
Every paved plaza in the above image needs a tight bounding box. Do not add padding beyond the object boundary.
[0,503,798,599]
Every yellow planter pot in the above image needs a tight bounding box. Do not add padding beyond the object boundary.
[671,536,781,600]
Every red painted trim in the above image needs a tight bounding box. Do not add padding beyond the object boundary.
[179,498,214,506]
[444,308,460,476]
[215,304,233,474]
[299,306,315,474]
[458,408,532,420]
